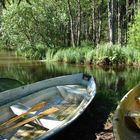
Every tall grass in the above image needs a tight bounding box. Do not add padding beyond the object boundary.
[121,47,140,65]
[17,43,47,60]
[46,44,140,66]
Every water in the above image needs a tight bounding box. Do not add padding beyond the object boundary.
[1,51,140,139]
[0,51,140,110]
[0,78,23,92]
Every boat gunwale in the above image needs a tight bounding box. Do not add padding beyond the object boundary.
[0,73,96,140]
[38,76,96,140]
[113,83,140,140]
[0,73,84,106]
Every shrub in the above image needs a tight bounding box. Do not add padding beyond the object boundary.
[128,10,140,49]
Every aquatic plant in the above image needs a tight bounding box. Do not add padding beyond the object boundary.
[46,44,140,66]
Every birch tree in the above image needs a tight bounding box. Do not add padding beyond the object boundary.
[76,0,81,46]
[92,0,97,46]
[67,0,75,47]
[125,0,129,46]
[118,0,122,47]
[108,0,115,45]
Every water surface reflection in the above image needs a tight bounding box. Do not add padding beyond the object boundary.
[1,52,140,139]
[0,52,140,104]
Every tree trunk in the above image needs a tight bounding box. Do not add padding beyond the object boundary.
[92,0,97,46]
[130,0,136,21]
[67,20,71,47]
[118,0,122,47]
[67,0,75,47]
[76,0,81,46]
[84,22,89,40]
[97,0,103,44]
[138,0,140,9]
[0,3,2,16]
[112,0,115,44]
[125,0,129,47]
[0,3,3,37]
[108,0,115,45]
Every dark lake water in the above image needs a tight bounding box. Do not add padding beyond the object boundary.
[0,51,140,139]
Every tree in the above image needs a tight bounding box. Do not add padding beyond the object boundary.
[118,0,122,47]
[92,0,97,46]
[128,10,140,48]
[0,0,31,8]
[1,0,140,52]
[76,0,81,46]
[67,0,75,47]
[1,0,68,49]
[108,0,115,45]
[96,0,103,44]
[125,0,129,46]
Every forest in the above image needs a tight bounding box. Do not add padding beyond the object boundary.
[0,0,140,65]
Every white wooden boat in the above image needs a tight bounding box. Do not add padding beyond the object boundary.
[0,73,96,140]
[113,84,140,140]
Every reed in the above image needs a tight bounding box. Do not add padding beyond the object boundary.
[15,42,138,65]
[45,44,140,66]
[53,49,65,62]
[63,49,77,63]
[46,48,59,62]
[122,47,140,65]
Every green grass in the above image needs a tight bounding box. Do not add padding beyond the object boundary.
[46,44,140,66]
[16,42,140,66]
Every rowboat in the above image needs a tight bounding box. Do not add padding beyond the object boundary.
[0,73,96,140]
[113,84,140,140]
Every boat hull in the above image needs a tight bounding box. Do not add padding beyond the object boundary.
[113,84,140,140]
[0,73,96,140]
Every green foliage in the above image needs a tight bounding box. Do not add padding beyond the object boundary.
[128,10,140,48]
[81,40,94,48]
[111,47,126,65]
[121,47,140,64]
[1,0,67,58]
[53,49,65,62]
[46,48,57,61]
[63,49,77,63]
[0,0,31,8]
[84,50,95,64]
[16,43,46,59]
[94,44,126,65]
[48,47,92,64]
[1,0,140,63]
[46,44,140,66]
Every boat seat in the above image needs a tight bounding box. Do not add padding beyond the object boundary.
[57,85,90,104]
[9,103,62,130]
[135,96,140,105]
[125,110,140,129]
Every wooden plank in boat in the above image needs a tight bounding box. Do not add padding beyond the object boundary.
[135,96,140,105]
[0,101,46,130]
[2,107,59,133]
[125,110,140,129]
[48,102,78,121]
[11,123,47,140]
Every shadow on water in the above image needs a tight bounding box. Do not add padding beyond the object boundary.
[0,52,140,139]
[0,78,23,92]
[45,64,140,140]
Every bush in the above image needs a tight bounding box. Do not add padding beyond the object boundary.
[16,43,47,60]
[1,1,67,57]
[128,10,140,49]
[111,48,126,64]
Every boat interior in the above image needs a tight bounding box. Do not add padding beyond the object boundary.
[113,84,140,140]
[0,83,91,139]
